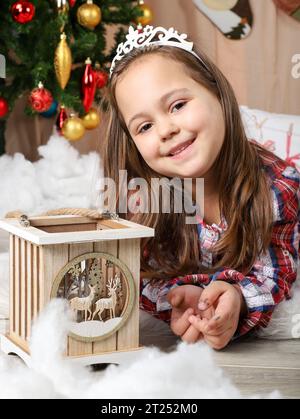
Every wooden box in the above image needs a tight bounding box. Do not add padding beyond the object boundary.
[0,214,154,366]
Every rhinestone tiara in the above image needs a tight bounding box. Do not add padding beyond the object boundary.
[110,25,205,77]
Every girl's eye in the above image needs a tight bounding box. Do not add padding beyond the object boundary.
[138,123,152,134]
[172,101,186,112]
[136,102,186,134]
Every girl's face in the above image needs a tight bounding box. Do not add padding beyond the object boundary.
[115,54,225,180]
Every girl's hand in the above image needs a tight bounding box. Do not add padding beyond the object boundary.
[167,285,215,343]
[188,281,247,350]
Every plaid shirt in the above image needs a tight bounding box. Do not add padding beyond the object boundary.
[140,152,300,337]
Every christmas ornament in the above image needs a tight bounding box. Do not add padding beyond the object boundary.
[62,114,86,141]
[28,82,53,112]
[193,0,253,39]
[69,0,77,7]
[0,98,9,118]
[54,32,72,90]
[11,1,35,24]
[273,0,300,22]
[82,108,100,130]
[40,100,58,118]
[57,0,68,13]
[94,63,108,89]
[56,105,68,134]
[77,0,101,30]
[82,57,96,113]
[136,0,153,26]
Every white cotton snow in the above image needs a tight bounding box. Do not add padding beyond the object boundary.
[0,133,102,218]
[0,300,280,399]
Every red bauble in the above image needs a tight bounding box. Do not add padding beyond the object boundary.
[28,83,53,112]
[56,106,68,135]
[82,58,96,113]
[68,0,76,7]
[11,1,35,24]
[0,97,9,118]
[95,69,108,89]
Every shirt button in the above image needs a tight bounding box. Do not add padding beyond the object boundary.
[283,250,289,256]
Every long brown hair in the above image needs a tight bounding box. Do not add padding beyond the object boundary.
[103,43,277,280]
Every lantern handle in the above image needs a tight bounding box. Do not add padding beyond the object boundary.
[4,208,119,228]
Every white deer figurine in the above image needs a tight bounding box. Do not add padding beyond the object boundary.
[69,284,96,322]
[92,274,120,321]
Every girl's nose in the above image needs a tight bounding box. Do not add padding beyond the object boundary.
[158,119,180,141]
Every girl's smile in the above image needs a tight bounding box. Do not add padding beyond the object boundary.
[167,137,196,159]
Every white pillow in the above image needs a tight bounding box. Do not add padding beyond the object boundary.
[256,267,300,340]
[240,106,300,171]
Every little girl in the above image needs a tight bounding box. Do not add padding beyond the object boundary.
[103,26,300,350]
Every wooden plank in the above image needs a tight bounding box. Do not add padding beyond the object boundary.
[20,239,27,340]
[97,220,128,230]
[0,218,154,245]
[221,365,300,399]
[212,339,300,399]
[26,241,32,341]
[32,245,39,318]
[117,238,140,350]
[30,216,100,227]
[31,227,154,245]
[8,332,30,354]
[93,241,118,354]
[0,219,50,245]
[40,244,69,357]
[9,235,15,335]
[68,242,94,357]
[14,237,20,337]
[213,338,300,369]
[39,223,97,234]
[40,244,69,309]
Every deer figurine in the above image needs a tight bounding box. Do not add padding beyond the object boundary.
[69,284,96,322]
[92,274,120,321]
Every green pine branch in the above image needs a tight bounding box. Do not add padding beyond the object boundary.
[0,0,143,155]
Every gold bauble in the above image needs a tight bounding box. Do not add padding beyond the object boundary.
[136,2,153,26]
[77,0,101,30]
[62,115,86,141]
[82,108,101,130]
[54,32,72,90]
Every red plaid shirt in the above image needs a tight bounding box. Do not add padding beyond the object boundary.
[140,152,300,338]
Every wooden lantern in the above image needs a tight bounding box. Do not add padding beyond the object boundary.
[0,214,154,366]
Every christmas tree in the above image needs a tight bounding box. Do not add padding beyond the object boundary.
[0,0,149,155]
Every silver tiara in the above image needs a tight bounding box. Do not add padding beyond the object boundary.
[110,25,204,77]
